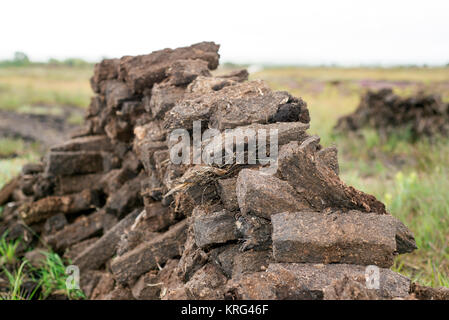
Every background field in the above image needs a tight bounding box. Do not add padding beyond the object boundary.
[1,63,448,290]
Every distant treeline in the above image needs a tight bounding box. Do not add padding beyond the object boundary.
[0,52,94,67]
[1,52,448,68]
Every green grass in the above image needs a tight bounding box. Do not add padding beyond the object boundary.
[15,104,65,116]
[388,168,449,287]
[0,232,20,265]
[0,137,41,158]
[0,65,92,111]
[0,261,36,300]
[66,112,85,125]
[0,143,41,189]
[0,240,85,300]
[32,252,85,300]
[339,134,449,287]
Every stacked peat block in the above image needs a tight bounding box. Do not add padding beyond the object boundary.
[335,88,449,140]
[0,42,423,300]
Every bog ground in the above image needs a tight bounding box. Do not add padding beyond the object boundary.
[1,62,448,299]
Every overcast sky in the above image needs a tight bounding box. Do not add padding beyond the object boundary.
[2,0,449,65]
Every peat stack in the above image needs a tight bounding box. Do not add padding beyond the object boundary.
[335,88,449,140]
[0,42,423,300]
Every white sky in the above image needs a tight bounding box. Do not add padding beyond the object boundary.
[2,0,449,65]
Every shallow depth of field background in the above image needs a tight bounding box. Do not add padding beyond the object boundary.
[0,60,448,289]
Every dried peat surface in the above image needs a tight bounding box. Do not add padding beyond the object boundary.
[0,42,448,300]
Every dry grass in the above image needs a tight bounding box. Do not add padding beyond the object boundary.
[0,65,92,110]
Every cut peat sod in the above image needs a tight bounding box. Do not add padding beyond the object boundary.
[1,42,448,300]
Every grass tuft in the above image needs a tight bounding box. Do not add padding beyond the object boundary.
[32,252,85,300]
[0,232,20,266]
